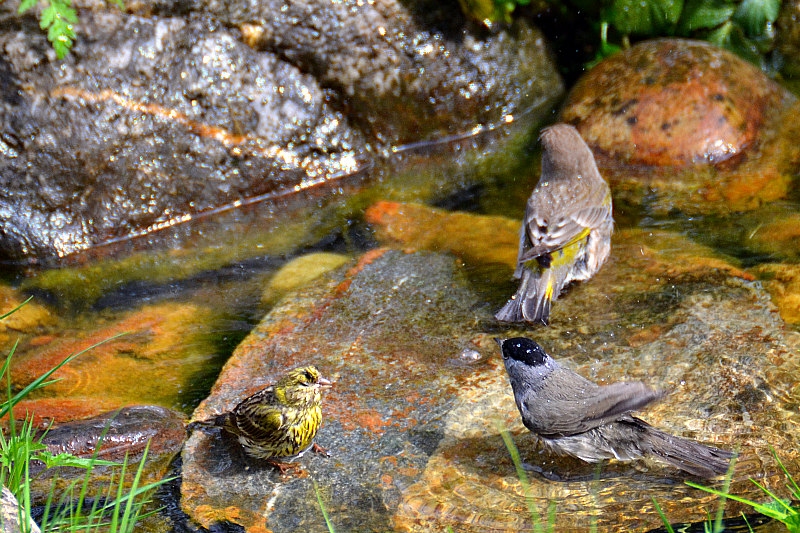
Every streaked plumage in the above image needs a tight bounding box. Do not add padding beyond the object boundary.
[497,337,734,477]
[191,366,332,468]
[496,124,613,325]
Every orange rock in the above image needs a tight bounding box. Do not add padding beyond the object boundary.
[751,263,800,324]
[563,39,789,168]
[365,201,519,268]
[561,39,799,214]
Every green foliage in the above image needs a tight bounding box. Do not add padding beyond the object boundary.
[458,0,782,71]
[610,0,683,35]
[495,420,556,532]
[16,0,124,59]
[0,300,168,532]
[686,447,800,531]
[598,0,782,69]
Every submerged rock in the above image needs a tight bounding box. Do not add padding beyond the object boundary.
[752,262,800,326]
[261,252,351,307]
[181,217,800,532]
[0,286,54,346]
[8,302,224,421]
[561,38,798,214]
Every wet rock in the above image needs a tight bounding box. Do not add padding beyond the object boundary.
[751,263,800,325]
[1,487,40,533]
[365,200,519,268]
[8,302,222,417]
[560,38,798,214]
[0,10,364,261]
[261,252,350,306]
[0,287,54,345]
[210,0,560,146]
[28,405,186,504]
[745,212,800,261]
[0,0,561,261]
[181,222,800,532]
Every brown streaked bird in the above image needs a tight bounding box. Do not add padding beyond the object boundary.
[496,123,613,325]
[190,366,332,472]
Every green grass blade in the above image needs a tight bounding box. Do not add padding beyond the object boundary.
[119,441,151,532]
[748,478,795,514]
[770,446,800,500]
[652,498,676,533]
[712,451,738,533]
[0,296,33,320]
[314,479,336,533]
[494,420,544,532]
[686,482,787,520]
[0,331,128,419]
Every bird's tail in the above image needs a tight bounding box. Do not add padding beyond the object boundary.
[645,427,734,478]
[495,267,555,324]
[187,414,229,433]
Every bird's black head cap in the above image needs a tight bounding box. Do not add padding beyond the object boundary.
[500,337,548,367]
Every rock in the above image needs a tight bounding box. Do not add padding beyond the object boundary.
[365,200,519,268]
[746,212,800,261]
[751,263,800,325]
[28,406,186,504]
[560,38,799,214]
[0,287,54,345]
[0,0,561,261]
[0,487,41,533]
[261,252,350,306]
[180,222,800,532]
[8,302,222,417]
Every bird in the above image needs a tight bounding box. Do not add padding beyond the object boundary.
[495,123,613,325]
[190,366,332,472]
[496,337,734,477]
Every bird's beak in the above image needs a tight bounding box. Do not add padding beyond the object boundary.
[493,338,505,349]
[318,377,333,388]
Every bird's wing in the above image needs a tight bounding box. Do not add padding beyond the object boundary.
[520,201,611,262]
[534,381,665,437]
[232,387,286,440]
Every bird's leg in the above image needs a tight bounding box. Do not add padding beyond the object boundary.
[266,459,301,475]
[312,442,330,457]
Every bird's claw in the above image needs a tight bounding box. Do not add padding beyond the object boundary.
[312,442,330,457]
[267,460,302,475]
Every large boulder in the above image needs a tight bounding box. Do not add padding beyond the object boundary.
[0,0,561,261]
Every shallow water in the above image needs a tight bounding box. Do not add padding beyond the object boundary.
[3,93,800,532]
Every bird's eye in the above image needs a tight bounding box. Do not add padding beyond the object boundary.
[302,371,314,385]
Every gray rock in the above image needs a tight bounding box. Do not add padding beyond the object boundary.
[0,0,561,261]
[180,234,800,532]
[0,488,40,533]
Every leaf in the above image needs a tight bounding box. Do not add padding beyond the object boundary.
[17,0,39,13]
[734,0,780,36]
[39,5,56,30]
[611,0,684,35]
[678,0,735,33]
[32,450,118,469]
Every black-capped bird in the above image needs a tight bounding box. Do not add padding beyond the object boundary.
[497,337,733,477]
[191,366,332,472]
[496,124,613,325]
